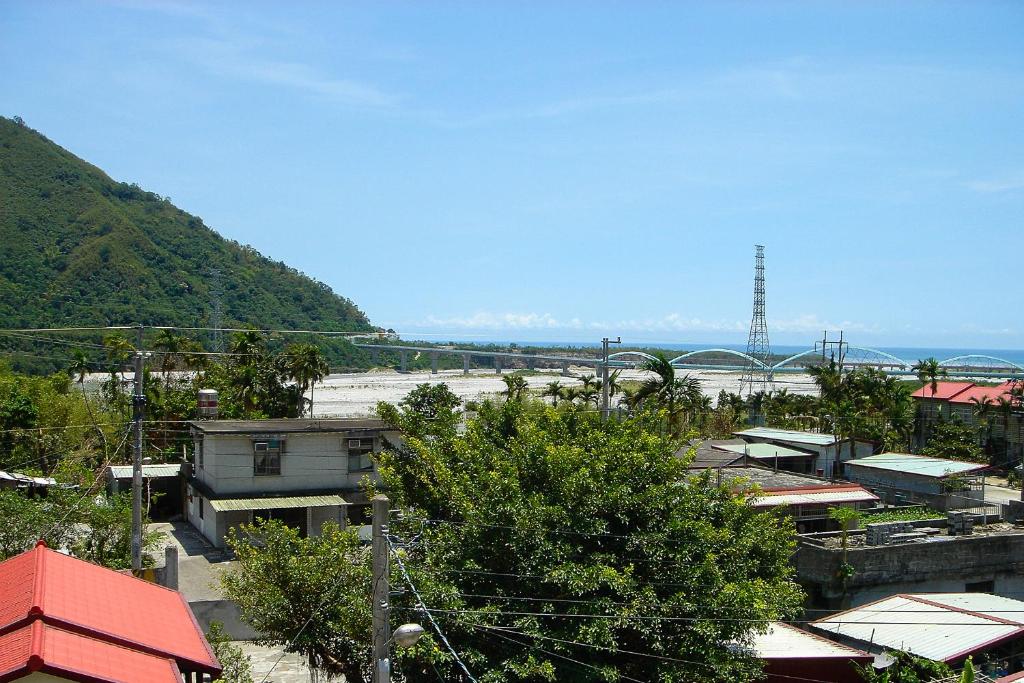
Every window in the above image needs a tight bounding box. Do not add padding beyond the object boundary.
[254,439,282,476]
[348,437,375,472]
[966,579,995,593]
[197,438,204,470]
[198,495,204,519]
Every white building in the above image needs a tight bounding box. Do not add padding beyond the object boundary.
[734,427,875,479]
[186,418,401,548]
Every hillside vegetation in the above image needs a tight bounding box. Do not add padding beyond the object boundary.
[0,116,375,371]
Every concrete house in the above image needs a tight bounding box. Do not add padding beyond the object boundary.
[844,452,988,510]
[734,427,875,479]
[186,418,400,548]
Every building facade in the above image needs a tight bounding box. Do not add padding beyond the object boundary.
[734,427,875,479]
[186,418,401,548]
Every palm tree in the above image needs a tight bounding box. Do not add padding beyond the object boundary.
[281,343,330,416]
[970,395,994,453]
[542,381,564,407]
[912,357,948,397]
[634,352,678,413]
[808,359,843,405]
[67,349,91,384]
[502,374,529,403]
[152,329,193,380]
[996,396,1015,466]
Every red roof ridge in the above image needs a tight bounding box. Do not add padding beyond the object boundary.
[28,620,44,671]
[761,483,868,494]
[29,541,46,618]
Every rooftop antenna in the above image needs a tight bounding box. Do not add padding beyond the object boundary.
[739,245,773,397]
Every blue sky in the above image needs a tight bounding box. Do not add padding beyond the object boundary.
[2,1,1022,348]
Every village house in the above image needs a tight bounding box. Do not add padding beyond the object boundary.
[844,452,988,511]
[0,540,221,683]
[733,427,875,479]
[718,465,879,533]
[812,593,1024,675]
[912,381,1022,460]
[186,418,401,548]
[736,622,873,683]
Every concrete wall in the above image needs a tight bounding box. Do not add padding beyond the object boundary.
[195,431,392,496]
[746,437,873,479]
[796,531,1024,608]
[186,485,218,547]
[310,504,345,535]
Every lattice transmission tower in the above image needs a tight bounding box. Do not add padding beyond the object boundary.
[739,245,773,397]
[208,268,224,354]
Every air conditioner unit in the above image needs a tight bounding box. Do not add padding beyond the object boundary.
[348,439,363,449]
[254,442,268,452]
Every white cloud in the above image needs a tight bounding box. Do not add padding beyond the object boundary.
[177,37,400,108]
[965,173,1024,193]
[406,311,881,336]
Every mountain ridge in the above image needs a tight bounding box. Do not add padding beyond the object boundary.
[0,116,376,372]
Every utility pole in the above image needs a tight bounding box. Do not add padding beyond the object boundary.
[372,494,391,683]
[816,330,849,482]
[131,325,146,572]
[600,337,621,422]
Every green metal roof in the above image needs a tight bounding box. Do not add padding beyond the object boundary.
[717,443,812,459]
[210,494,347,512]
[845,453,986,478]
[733,427,838,446]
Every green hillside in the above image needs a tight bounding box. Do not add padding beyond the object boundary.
[0,116,376,372]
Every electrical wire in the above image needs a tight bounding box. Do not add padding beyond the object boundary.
[388,535,478,682]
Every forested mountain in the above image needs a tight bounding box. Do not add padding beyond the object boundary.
[0,116,376,372]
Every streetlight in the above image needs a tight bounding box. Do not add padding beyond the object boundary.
[377,623,427,682]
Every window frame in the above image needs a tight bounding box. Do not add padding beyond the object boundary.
[347,436,376,472]
[253,439,283,476]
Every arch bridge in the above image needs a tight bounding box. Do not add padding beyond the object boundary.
[353,342,1024,380]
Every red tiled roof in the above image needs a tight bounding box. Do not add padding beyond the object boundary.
[911,382,975,400]
[949,385,1014,405]
[0,542,219,675]
[0,621,181,683]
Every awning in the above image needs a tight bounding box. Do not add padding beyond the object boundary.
[210,494,347,512]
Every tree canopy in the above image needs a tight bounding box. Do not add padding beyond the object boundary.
[372,391,804,681]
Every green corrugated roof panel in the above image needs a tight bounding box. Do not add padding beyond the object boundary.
[845,453,986,478]
[717,443,811,459]
[210,494,347,512]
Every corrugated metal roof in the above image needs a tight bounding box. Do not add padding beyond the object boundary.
[734,427,838,446]
[812,593,1024,663]
[911,382,976,400]
[718,443,812,459]
[0,470,57,486]
[210,494,346,512]
[744,622,872,659]
[108,464,182,479]
[189,418,388,434]
[751,488,879,507]
[845,453,986,478]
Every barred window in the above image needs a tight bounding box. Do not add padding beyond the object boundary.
[254,439,282,476]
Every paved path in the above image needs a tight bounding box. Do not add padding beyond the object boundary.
[985,483,1022,506]
[151,521,235,601]
[238,642,315,683]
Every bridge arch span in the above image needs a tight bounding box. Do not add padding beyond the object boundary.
[938,354,1024,371]
[607,351,659,363]
[669,348,768,370]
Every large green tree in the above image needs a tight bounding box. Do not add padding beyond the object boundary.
[375,392,804,682]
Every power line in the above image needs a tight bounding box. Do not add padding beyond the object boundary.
[388,535,477,682]
[471,624,649,683]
